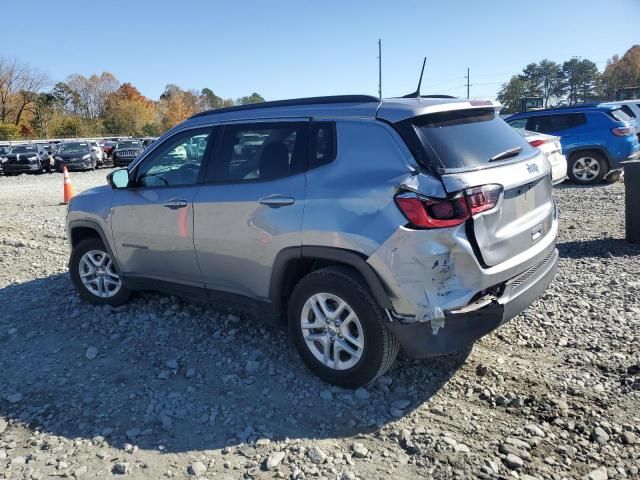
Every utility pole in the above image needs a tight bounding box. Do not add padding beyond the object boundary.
[465,67,471,99]
[377,39,382,100]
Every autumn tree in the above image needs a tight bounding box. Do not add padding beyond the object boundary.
[157,84,203,130]
[66,72,119,120]
[102,83,157,136]
[0,56,49,126]
[601,45,640,99]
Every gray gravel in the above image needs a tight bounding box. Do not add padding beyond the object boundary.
[0,169,639,479]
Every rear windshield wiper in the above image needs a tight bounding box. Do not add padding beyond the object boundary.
[489,146,522,162]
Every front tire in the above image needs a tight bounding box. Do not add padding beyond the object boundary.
[568,151,607,184]
[70,238,131,306]
[288,266,399,388]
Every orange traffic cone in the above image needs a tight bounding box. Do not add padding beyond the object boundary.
[63,166,74,204]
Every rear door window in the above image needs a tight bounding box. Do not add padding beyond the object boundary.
[527,114,586,134]
[211,122,308,182]
[412,108,534,170]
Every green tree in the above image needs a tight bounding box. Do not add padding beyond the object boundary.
[31,93,56,137]
[0,122,20,140]
[51,82,79,115]
[201,88,224,109]
[497,76,537,113]
[562,58,600,105]
[51,116,84,138]
[520,59,564,107]
[236,92,265,105]
[141,122,163,136]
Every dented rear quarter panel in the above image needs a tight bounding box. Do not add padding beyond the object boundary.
[301,119,446,255]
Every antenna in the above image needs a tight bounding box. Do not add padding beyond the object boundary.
[402,57,427,99]
[377,39,382,100]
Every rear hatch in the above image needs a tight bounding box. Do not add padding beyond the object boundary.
[394,106,554,267]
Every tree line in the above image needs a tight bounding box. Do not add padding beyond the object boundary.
[0,60,265,140]
[1,44,639,139]
[497,44,640,113]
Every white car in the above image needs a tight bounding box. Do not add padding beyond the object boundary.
[88,141,105,166]
[519,130,567,185]
[603,100,640,137]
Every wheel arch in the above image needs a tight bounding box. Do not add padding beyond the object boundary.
[68,220,121,272]
[565,146,612,169]
[270,246,392,323]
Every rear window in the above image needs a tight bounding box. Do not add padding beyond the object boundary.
[619,105,636,118]
[412,108,534,170]
[608,108,633,123]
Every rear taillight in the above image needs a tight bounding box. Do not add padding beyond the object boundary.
[465,185,502,214]
[612,126,634,137]
[395,184,503,229]
[395,195,468,228]
[528,139,547,148]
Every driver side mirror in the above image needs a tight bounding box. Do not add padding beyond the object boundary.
[108,168,130,189]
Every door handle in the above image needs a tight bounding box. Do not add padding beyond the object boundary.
[259,195,295,207]
[163,199,188,209]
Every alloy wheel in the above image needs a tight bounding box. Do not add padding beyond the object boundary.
[572,156,600,182]
[300,293,364,371]
[79,249,122,298]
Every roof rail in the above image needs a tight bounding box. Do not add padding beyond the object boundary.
[390,94,458,99]
[419,94,458,99]
[543,103,601,110]
[190,95,380,119]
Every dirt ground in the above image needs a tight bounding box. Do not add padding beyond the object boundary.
[0,169,639,480]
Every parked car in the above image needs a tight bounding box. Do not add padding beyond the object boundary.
[88,141,106,166]
[603,100,640,138]
[2,144,52,175]
[54,142,99,171]
[101,140,117,159]
[112,140,143,167]
[506,104,640,184]
[66,95,559,387]
[141,137,157,148]
[517,130,567,185]
[0,144,10,173]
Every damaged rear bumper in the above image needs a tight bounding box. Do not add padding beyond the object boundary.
[386,248,558,358]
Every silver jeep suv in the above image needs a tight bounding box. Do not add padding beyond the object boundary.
[66,95,558,388]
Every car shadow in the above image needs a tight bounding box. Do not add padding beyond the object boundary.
[0,273,468,453]
[558,238,640,259]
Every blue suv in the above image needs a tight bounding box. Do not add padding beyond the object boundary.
[506,104,640,184]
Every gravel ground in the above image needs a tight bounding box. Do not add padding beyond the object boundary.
[0,169,639,480]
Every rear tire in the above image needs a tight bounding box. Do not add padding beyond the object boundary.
[568,151,607,184]
[288,266,399,388]
[70,238,131,306]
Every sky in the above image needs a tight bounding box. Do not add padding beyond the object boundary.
[3,0,639,102]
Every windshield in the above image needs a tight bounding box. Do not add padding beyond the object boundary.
[413,108,535,170]
[9,145,38,154]
[117,141,141,149]
[59,142,90,154]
